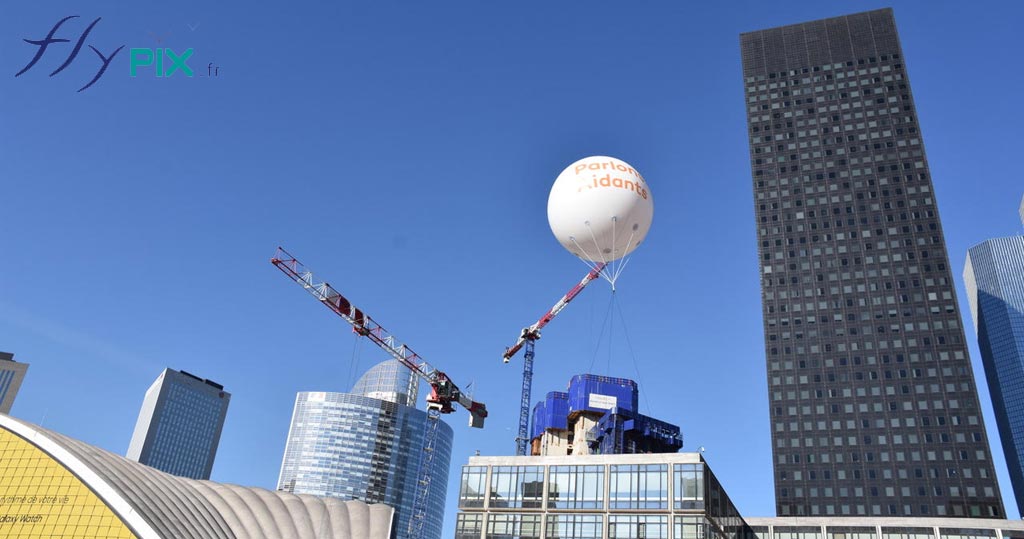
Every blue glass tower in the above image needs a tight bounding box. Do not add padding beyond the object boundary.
[964,204,1024,516]
[126,369,231,480]
[277,360,453,539]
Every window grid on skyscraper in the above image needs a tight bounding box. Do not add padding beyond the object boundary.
[741,8,1003,519]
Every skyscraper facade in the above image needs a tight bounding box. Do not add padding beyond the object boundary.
[964,206,1024,516]
[0,352,28,415]
[277,360,452,539]
[126,368,230,480]
[741,9,1003,518]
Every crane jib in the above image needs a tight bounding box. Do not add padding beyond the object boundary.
[271,247,487,433]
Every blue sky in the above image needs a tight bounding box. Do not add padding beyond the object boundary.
[3,0,1024,535]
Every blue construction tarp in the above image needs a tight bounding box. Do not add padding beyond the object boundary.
[587,407,683,455]
[567,374,638,417]
[532,400,547,439]
[533,391,569,438]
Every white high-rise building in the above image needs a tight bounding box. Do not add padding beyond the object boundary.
[126,368,230,480]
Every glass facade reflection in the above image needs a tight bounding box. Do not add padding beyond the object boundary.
[676,516,714,539]
[455,454,748,539]
[610,464,668,509]
[546,515,603,539]
[490,466,544,509]
[965,234,1024,516]
[548,465,604,509]
[487,513,542,539]
[609,515,669,539]
[277,360,452,539]
[461,466,489,509]
[675,464,705,510]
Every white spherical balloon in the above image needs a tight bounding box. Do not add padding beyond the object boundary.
[547,156,653,263]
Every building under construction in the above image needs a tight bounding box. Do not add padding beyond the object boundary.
[529,374,682,456]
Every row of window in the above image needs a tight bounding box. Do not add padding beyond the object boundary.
[777,501,1001,518]
[776,465,991,482]
[460,464,705,511]
[456,513,714,539]
[751,526,1018,539]
[743,54,902,84]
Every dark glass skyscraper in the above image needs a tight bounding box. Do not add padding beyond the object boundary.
[964,205,1024,516]
[741,9,1004,518]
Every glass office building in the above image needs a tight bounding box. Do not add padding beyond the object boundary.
[126,369,230,480]
[454,453,748,539]
[277,360,453,539]
[741,9,1003,517]
[964,214,1024,516]
[0,351,29,415]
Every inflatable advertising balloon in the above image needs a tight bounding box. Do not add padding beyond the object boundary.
[547,156,653,267]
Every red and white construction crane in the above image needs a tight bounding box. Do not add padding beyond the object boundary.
[270,247,486,539]
[502,263,607,456]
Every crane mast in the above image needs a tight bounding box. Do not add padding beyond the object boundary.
[503,263,606,456]
[270,247,487,539]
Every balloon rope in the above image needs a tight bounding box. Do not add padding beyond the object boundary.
[607,290,614,374]
[615,293,653,416]
[569,237,606,276]
[610,216,618,287]
[584,223,615,288]
[610,229,637,284]
[585,223,609,267]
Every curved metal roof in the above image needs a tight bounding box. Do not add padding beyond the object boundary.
[0,414,394,539]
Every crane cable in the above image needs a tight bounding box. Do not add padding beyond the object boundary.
[347,335,363,389]
[586,291,616,374]
[584,288,654,415]
[614,294,654,416]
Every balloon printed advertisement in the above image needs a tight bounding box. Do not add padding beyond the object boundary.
[547,156,654,267]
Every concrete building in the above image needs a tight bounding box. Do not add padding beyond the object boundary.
[277,360,452,539]
[0,413,393,539]
[126,369,230,480]
[0,351,28,414]
[530,374,682,456]
[963,202,1024,515]
[741,8,1003,517]
[454,452,746,539]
